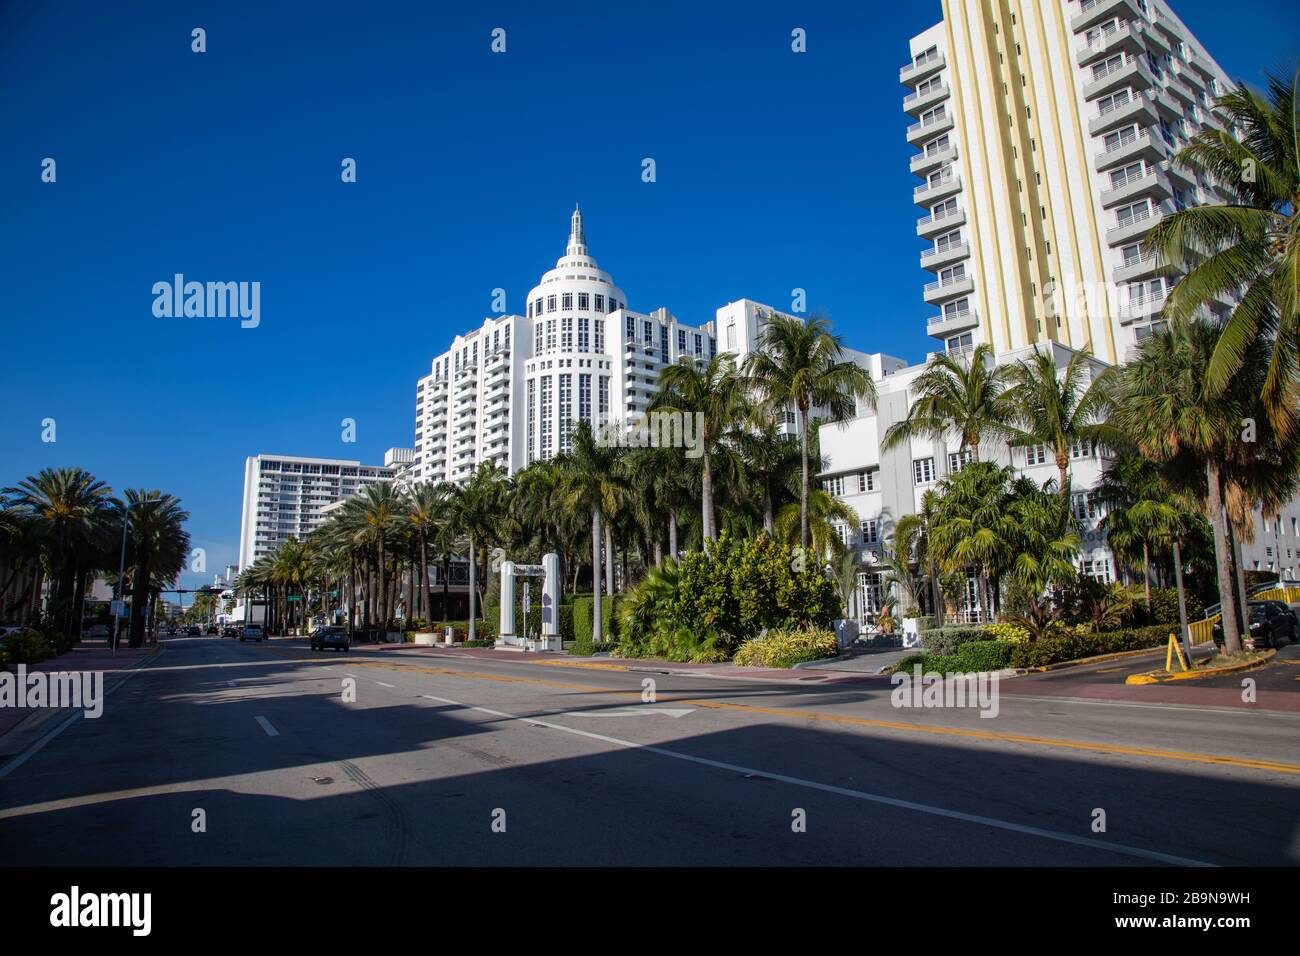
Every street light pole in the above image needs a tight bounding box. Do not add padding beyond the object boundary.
[111,503,131,654]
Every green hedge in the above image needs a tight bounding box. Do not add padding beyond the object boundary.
[573,594,617,644]
[893,640,1014,675]
[733,627,838,668]
[1006,624,1174,668]
[3,629,55,666]
[919,626,988,656]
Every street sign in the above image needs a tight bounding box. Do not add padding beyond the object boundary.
[110,600,126,617]
[287,595,302,602]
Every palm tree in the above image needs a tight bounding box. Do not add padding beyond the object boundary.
[557,421,622,642]
[1096,450,1185,611]
[354,481,403,632]
[928,462,1019,623]
[4,468,113,637]
[743,312,877,551]
[774,487,857,562]
[881,343,1016,463]
[654,353,749,543]
[731,420,801,535]
[404,481,450,623]
[121,490,190,646]
[1004,346,1118,499]
[1147,73,1299,430]
[447,463,507,640]
[1112,319,1259,654]
[895,489,944,624]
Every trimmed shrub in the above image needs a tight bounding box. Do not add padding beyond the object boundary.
[984,621,1030,644]
[732,626,838,668]
[1007,623,1173,668]
[953,640,1014,672]
[574,595,615,645]
[3,629,54,665]
[919,625,987,656]
[614,625,728,663]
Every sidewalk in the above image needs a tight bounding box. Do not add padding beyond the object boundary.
[0,638,159,743]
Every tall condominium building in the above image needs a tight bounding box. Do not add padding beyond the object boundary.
[903,0,1235,363]
[237,450,412,572]
[412,207,725,483]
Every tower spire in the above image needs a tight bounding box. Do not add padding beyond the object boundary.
[566,203,587,257]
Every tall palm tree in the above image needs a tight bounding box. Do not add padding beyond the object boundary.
[447,463,507,640]
[1112,319,1262,654]
[354,481,402,631]
[881,343,1016,463]
[1004,346,1118,499]
[404,481,450,623]
[1147,72,1299,430]
[895,489,944,623]
[1097,450,1187,611]
[557,421,622,642]
[773,487,858,562]
[121,490,190,646]
[743,312,877,551]
[4,467,112,637]
[654,353,749,543]
[929,461,1020,623]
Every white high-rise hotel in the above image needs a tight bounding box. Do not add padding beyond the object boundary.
[413,206,794,483]
[905,0,1234,361]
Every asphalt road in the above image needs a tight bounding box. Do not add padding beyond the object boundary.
[1,635,1297,866]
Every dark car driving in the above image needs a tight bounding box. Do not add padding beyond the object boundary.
[1212,600,1299,650]
[310,626,350,652]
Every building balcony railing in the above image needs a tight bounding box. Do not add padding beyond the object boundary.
[902,81,949,117]
[899,50,944,85]
[916,205,965,238]
[906,111,954,144]
[923,274,975,304]
[1071,0,1142,34]
[909,143,957,176]
[927,308,979,334]
[913,173,961,207]
[920,241,970,272]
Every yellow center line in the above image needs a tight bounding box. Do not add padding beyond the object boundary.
[261,645,1300,776]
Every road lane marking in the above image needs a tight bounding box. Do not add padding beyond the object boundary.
[254,716,280,737]
[561,707,695,718]
[260,648,1300,776]
[375,681,395,688]
[419,693,1214,867]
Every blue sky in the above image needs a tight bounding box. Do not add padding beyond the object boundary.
[1,0,1295,594]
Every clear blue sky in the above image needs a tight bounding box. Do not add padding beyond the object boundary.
[1,0,1295,593]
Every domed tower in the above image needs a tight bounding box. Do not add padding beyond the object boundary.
[521,206,628,463]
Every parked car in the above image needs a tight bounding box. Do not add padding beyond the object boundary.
[310,626,350,652]
[240,624,265,643]
[222,625,240,638]
[186,625,201,636]
[1212,600,1299,650]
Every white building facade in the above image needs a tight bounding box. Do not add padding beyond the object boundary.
[412,207,726,482]
[236,451,411,573]
[903,0,1236,363]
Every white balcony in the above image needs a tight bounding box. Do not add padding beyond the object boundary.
[1099,164,1173,208]
[1074,20,1145,66]
[899,51,944,85]
[923,274,975,304]
[1094,129,1169,172]
[1089,91,1159,136]
[1082,55,1155,101]
[1106,204,1168,247]
[910,143,957,176]
[919,241,970,272]
[1071,0,1142,33]
[927,308,979,337]
[907,112,954,145]
[903,81,949,117]
[914,173,961,208]
[917,206,965,238]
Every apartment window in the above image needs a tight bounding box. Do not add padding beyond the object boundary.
[526,379,536,464]
[1104,125,1139,152]
[546,294,556,312]
[1070,439,1097,459]
[917,75,942,95]
[1110,161,1147,189]
[946,332,973,352]
[660,324,669,359]
[913,45,938,68]
[578,292,589,311]
[825,475,845,497]
[540,377,553,460]
[1097,89,1132,116]
[578,317,589,352]
[579,373,591,423]
[857,470,877,493]
[626,315,635,339]
[948,449,973,474]
[861,519,879,545]
[944,298,971,318]
[598,376,609,426]
[939,263,966,285]
[1121,242,1147,266]
[546,319,556,351]
[608,298,619,313]
[694,333,703,357]
[913,457,936,484]
[643,319,653,344]
[1072,491,1104,521]
[561,293,573,311]
[677,329,687,352]
[931,197,958,220]
[594,294,604,312]
[558,375,573,454]
[1093,52,1126,81]
[561,317,573,350]
[1080,558,1113,583]
[1115,199,1152,228]
[920,105,946,127]
[935,229,962,252]
[925,134,951,156]
[1025,444,1048,466]
[594,319,604,353]
[928,166,954,188]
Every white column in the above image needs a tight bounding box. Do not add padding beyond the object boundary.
[541,553,561,650]
[499,560,515,642]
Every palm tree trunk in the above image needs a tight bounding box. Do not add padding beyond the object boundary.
[605,523,615,595]
[376,535,387,630]
[1230,521,1250,637]
[1142,540,1152,612]
[592,507,603,644]
[467,536,477,641]
[702,452,716,543]
[1205,462,1242,654]
[930,559,943,626]
[441,554,450,626]
[1172,537,1192,663]
[419,536,429,624]
[668,510,678,558]
[799,408,810,552]
[1056,452,1070,500]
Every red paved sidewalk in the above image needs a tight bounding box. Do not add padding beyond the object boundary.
[0,638,159,742]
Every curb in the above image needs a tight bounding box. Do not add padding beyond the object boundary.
[1019,638,1216,674]
[1125,648,1276,684]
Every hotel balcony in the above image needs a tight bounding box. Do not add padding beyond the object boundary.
[923,273,975,305]
[1175,57,1207,92]
[1112,252,1170,284]
[910,142,957,177]
[917,205,965,238]
[1117,290,1169,325]
[903,81,949,117]
[1074,19,1145,66]
[899,50,944,86]
[927,308,979,337]
[455,366,478,384]
[913,173,961,208]
[1094,129,1168,172]
[1082,54,1155,102]
[1106,205,1168,247]
[1099,164,1173,208]
[906,111,954,145]
[919,241,970,273]
[1166,76,1197,107]
[1089,91,1158,136]
[1070,0,1143,34]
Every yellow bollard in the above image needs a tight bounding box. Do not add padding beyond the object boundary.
[1165,633,1189,673]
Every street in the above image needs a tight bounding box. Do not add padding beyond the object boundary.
[1,635,1297,866]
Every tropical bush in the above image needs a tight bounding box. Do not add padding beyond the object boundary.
[616,625,730,663]
[3,628,54,665]
[983,621,1030,644]
[1006,624,1173,668]
[892,640,1014,675]
[733,626,838,668]
[615,533,838,657]
[919,625,987,655]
